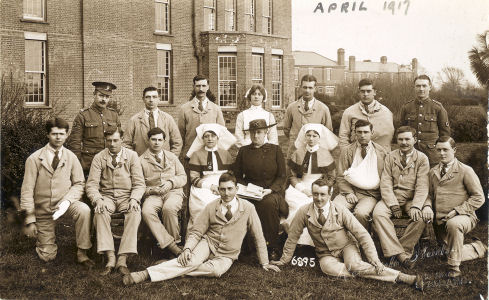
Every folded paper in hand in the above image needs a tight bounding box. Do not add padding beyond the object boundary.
[237,183,263,201]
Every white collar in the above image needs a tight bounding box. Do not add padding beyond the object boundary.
[109,149,122,158]
[303,97,315,106]
[400,149,414,158]
[47,144,63,155]
[145,108,158,115]
[306,144,320,153]
[194,97,209,104]
[248,105,264,111]
[441,159,455,169]
[357,141,372,149]
[204,146,218,152]
[314,201,330,217]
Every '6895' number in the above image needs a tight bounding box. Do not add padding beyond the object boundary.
[291,256,316,267]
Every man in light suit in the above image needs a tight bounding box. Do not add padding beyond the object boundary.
[123,86,182,156]
[122,172,279,285]
[177,74,224,159]
[140,127,186,256]
[372,126,429,269]
[271,178,423,291]
[333,120,387,229]
[422,137,487,277]
[282,74,332,157]
[20,118,93,267]
[86,127,145,276]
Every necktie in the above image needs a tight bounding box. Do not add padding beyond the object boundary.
[361,145,367,159]
[317,208,326,226]
[302,151,311,173]
[198,100,204,112]
[304,100,309,111]
[206,151,214,171]
[52,150,60,170]
[111,153,118,168]
[364,104,370,114]
[148,111,156,129]
[440,163,448,178]
[154,154,161,164]
[225,204,233,221]
[400,153,407,168]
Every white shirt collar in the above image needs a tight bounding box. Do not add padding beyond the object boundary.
[145,108,158,114]
[194,97,209,108]
[314,201,330,219]
[306,144,320,153]
[302,98,315,109]
[47,144,63,155]
[441,159,455,170]
[221,197,238,215]
[249,104,263,111]
[204,146,218,152]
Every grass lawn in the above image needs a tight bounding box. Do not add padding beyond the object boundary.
[1,138,486,299]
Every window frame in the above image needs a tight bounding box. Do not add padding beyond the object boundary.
[24,35,47,106]
[224,0,236,31]
[156,45,172,104]
[271,55,282,108]
[218,54,237,108]
[262,0,272,34]
[252,54,264,84]
[23,0,45,21]
[155,0,170,33]
[244,0,255,32]
[203,0,216,31]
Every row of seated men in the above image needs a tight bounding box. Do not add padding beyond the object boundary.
[19,113,486,292]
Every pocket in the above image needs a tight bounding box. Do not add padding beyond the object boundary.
[84,122,99,138]
[423,114,437,132]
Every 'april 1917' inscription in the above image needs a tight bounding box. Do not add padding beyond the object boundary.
[313,0,410,15]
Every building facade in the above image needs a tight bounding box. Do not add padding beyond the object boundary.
[294,48,418,98]
[1,0,293,126]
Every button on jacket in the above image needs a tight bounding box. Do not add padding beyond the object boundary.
[184,198,269,264]
[123,109,182,157]
[67,104,121,172]
[380,149,430,209]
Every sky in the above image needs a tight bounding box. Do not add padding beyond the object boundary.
[291,0,489,87]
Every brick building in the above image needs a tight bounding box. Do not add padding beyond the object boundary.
[1,0,294,127]
[293,48,418,97]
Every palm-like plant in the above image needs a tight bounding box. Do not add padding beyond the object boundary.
[468,31,489,87]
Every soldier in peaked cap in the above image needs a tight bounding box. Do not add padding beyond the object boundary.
[67,81,121,175]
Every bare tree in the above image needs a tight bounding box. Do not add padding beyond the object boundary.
[468,31,489,88]
[438,67,465,92]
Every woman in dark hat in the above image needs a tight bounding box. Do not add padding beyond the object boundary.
[232,119,287,260]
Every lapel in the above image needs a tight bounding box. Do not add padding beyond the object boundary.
[372,143,384,174]
[38,146,54,174]
[142,150,164,169]
[306,203,322,228]
[393,149,417,170]
[215,199,228,223]
[101,149,115,170]
[439,159,458,183]
[137,110,150,129]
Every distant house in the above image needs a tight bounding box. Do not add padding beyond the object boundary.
[293,48,418,98]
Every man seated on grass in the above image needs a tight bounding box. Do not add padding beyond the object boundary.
[372,126,429,269]
[20,118,93,268]
[123,172,280,285]
[86,127,145,276]
[271,178,424,291]
[422,136,487,278]
[140,127,186,257]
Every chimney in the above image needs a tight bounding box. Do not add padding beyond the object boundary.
[381,56,387,64]
[411,58,418,75]
[349,56,355,71]
[337,48,345,66]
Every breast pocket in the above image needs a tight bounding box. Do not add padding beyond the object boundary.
[84,122,100,138]
[405,114,417,127]
[422,114,437,132]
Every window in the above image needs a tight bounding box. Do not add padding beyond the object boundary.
[203,0,216,31]
[157,49,171,103]
[325,86,335,96]
[326,68,332,81]
[224,0,236,31]
[23,0,45,21]
[244,0,255,32]
[252,54,263,84]
[24,37,46,105]
[294,68,299,81]
[218,55,237,107]
[271,55,282,107]
[262,0,272,34]
[344,71,348,81]
[155,0,170,33]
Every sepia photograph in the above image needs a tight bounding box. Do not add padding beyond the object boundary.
[1,0,488,298]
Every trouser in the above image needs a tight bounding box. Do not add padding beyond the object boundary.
[433,215,484,267]
[94,196,141,255]
[142,190,184,248]
[372,200,426,257]
[333,194,378,229]
[147,238,233,282]
[35,201,92,262]
[319,243,399,281]
[251,192,282,249]
[416,141,439,167]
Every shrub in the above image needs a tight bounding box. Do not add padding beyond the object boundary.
[0,72,59,209]
[445,105,487,142]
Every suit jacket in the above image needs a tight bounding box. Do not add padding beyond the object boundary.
[336,141,387,196]
[280,202,381,265]
[282,98,333,143]
[184,198,269,263]
[20,145,85,224]
[380,149,430,209]
[123,109,182,157]
[426,158,484,224]
[177,99,225,158]
[86,147,145,204]
[139,149,186,195]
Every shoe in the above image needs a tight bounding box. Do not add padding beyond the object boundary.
[117,266,130,276]
[399,257,416,270]
[77,258,95,270]
[100,266,114,276]
[448,268,461,278]
[123,274,135,286]
[413,275,424,291]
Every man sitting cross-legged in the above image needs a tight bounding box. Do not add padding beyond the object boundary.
[271,178,423,291]
[122,172,280,285]
[140,127,186,256]
[372,126,429,269]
